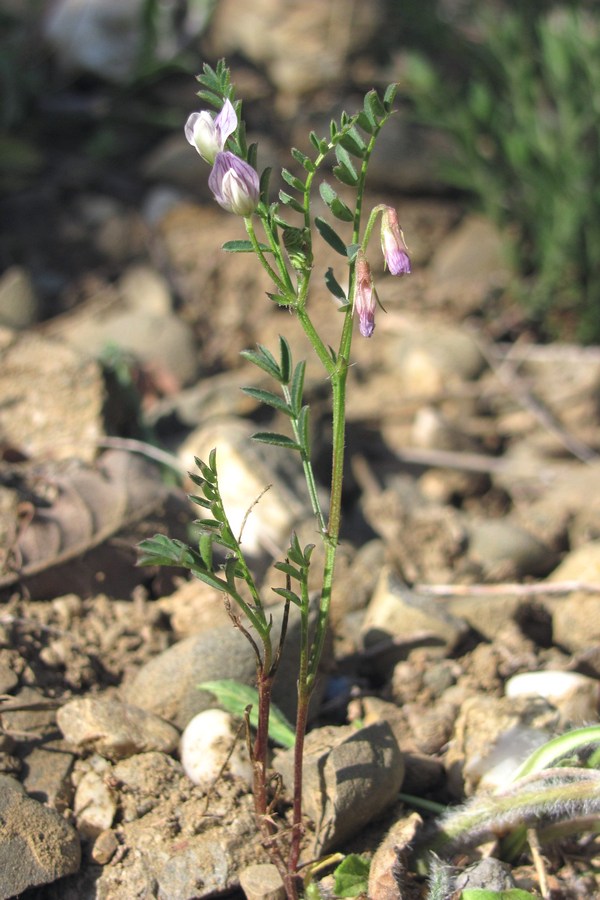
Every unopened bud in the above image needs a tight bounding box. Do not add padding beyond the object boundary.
[354,251,376,338]
[381,206,411,276]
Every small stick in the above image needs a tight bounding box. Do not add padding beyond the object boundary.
[527,827,551,900]
[416,580,600,598]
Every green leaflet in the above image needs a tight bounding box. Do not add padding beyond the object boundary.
[197,680,295,748]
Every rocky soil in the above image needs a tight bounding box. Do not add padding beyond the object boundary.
[2,2,600,899]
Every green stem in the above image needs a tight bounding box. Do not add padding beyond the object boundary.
[288,577,311,877]
[361,203,387,252]
[296,271,336,377]
[245,216,293,298]
[282,384,326,533]
[305,127,383,683]
[257,203,298,297]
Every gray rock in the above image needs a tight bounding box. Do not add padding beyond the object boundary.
[57,696,180,760]
[467,518,556,579]
[0,773,81,900]
[368,116,456,194]
[454,857,516,892]
[0,687,58,737]
[274,721,404,855]
[447,592,524,640]
[123,602,318,728]
[112,752,184,823]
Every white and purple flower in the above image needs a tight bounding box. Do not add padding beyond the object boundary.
[208,151,260,217]
[184,98,237,164]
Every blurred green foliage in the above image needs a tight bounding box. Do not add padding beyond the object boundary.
[404,3,600,342]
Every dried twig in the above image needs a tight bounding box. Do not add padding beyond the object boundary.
[416,580,600,598]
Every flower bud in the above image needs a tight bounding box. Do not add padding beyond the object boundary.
[184,98,237,164]
[380,206,411,276]
[354,251,376,338]
[208,151,260,216]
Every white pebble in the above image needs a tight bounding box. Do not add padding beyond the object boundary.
[180,709,253,789]
[505,670,597,701]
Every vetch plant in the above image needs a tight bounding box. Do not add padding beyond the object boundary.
[138,59,410,898]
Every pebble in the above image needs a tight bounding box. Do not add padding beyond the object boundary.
[73,760,117,840]
[57,696,180,760]
[239,863,286,900]
[0,773,81,899]
[91,829,119,865]
[180,709,253,789]
[274,721,404,855]
[505,670,600,726]
[454,857,517,893]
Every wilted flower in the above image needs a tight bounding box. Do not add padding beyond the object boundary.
[184,98,237,164]
[208,151,260,216]
[354,251,376,338]
[380,206,411,276]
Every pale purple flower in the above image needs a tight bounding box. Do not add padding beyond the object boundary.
[208,151,260,216]
[354,251,376,338]
[184,98,237,164]
[380,206,411,275]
